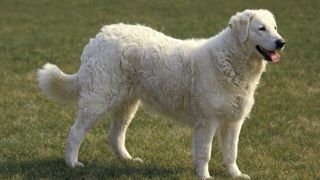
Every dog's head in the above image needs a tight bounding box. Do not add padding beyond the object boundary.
[229,9,285,63]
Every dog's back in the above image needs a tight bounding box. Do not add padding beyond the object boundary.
[78,24,203,118]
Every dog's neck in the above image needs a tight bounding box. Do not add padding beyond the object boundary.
[201,28,267,94]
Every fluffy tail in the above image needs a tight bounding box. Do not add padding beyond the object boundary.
[37,63,80,103]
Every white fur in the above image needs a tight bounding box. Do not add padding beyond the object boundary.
[38,63,80,102]
[38,9,284,179]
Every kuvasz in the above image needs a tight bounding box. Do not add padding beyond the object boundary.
[38,9,285,179]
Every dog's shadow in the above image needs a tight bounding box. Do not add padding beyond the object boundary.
[0,158,196,179]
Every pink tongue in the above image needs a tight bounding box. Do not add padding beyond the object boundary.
[268,51,280,63]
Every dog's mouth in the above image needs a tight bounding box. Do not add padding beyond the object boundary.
[256,45,280,63]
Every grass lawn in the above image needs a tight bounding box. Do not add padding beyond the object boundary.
[0,0,319,179]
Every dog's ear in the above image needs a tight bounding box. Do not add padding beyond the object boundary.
[229,10,255,43]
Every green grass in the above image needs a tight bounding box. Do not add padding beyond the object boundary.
[0,0,319,179]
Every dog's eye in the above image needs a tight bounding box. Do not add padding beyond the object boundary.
[258,27,266,31]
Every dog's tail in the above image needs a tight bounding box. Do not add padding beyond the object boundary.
[37,63,80,103]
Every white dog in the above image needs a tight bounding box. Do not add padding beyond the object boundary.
[38,9,285,179]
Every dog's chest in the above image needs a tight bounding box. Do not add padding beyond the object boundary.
[217,94,253,122]
[221,96,249,121]
[198,88,253,122]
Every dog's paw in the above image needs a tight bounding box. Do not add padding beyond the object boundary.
[224,163,250,179]
[74,161,85,168]
[197,175,213,180]
[67,161,85,168]
[132,157,143,163]
[234,173,250,179]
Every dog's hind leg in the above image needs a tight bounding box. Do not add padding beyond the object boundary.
[65,96,107,168]
[108,99,142,162]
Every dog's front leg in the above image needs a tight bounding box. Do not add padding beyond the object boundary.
[218,121,250,179]
[192,120,218,179]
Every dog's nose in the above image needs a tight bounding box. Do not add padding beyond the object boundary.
[275,39,285,49]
